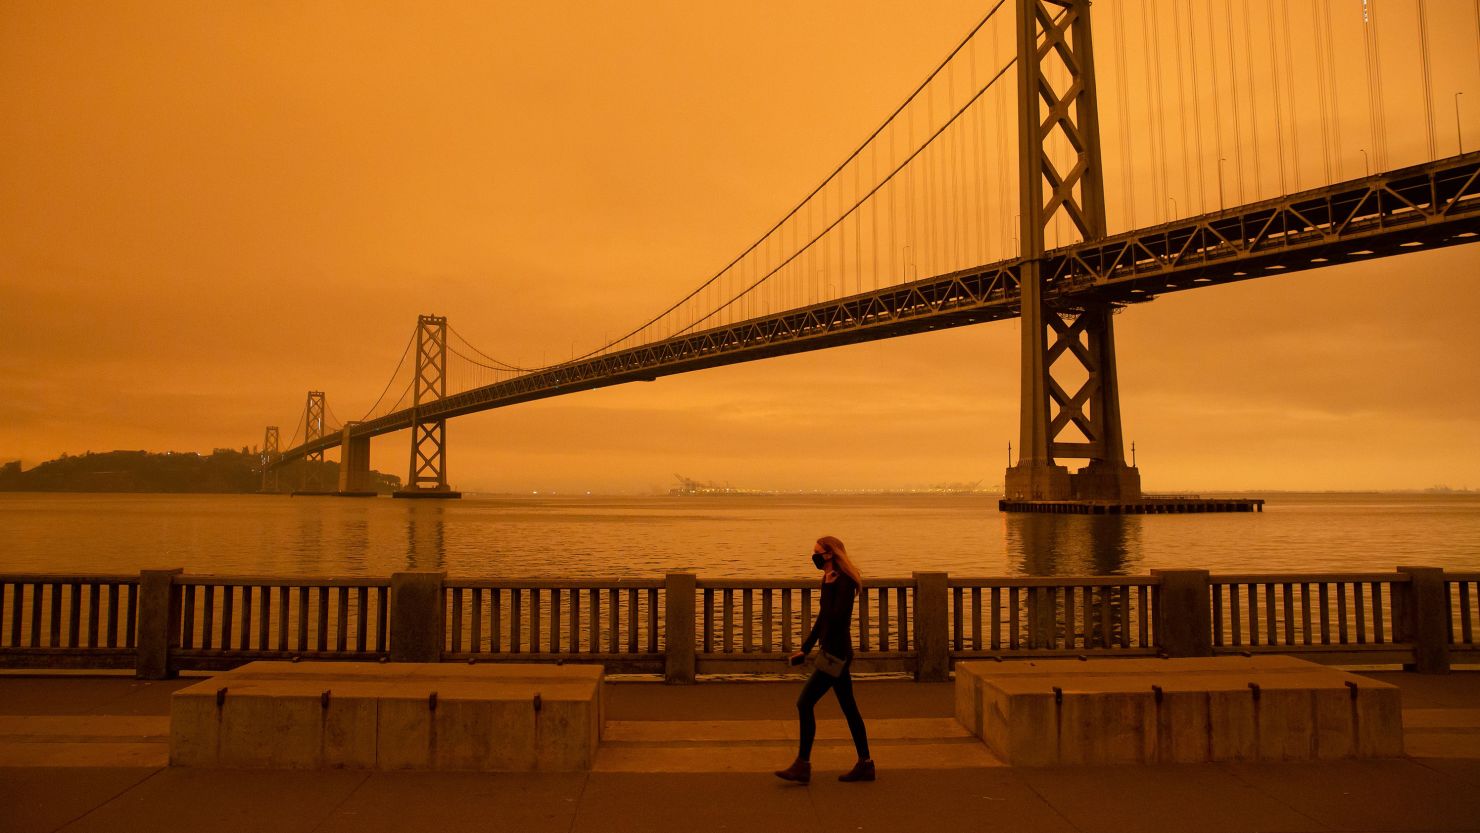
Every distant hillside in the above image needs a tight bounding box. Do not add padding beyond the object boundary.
[0,449,401,494]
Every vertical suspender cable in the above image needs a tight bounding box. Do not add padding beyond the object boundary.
[971,43,987,262]
[1240,2,1264,199]
[1181,0,1207,214]
[1114,0,1136,230]
[1142,1,1167,220]
[882,123,893,285]
[1416,0,1437,161]
[1311,0,1334,183]
[1321,0,1345,178]
[1367,1,1379,169]
[1266,0,1289,195]
[1280,0,1302,190]
[1172,0,1196,215]
[854,147,862,298]
[996,25,1010,254]
[1225,0,1247,203]
[1362,0,1387,172]
[1203,0,1226,208]
[871,143,879,290]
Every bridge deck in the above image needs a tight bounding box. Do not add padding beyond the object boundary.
[275,152,1480,465]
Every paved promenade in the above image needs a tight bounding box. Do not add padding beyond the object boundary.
[1,669,1477,832]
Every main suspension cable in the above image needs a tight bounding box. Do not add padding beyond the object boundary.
[663,53,1021,340]
[358,326,417,421]
[553,0,1012,365]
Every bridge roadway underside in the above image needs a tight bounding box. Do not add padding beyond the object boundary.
[275,153,1480,466]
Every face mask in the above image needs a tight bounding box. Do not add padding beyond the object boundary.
[812,552,827,570]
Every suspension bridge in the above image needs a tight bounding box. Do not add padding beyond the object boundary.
[258,0,1480,506]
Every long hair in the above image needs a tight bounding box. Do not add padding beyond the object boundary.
[816,535,862,595]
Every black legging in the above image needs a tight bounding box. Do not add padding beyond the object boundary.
[796,663,870,761]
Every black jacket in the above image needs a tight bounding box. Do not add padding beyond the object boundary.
[802,572,857,659]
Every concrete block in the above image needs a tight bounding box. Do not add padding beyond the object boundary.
[1253,689,1316,761]
[1207,689,1258,761]
[1355,685,1404,757]
[168,687,220,767]
[171,661,604,771]
[953,656,1403,766]
[1313,688,1356,760]
[1153,690,1211,764]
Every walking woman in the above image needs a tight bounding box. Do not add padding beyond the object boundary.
[775,535,874,784]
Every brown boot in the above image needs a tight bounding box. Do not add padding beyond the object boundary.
[838,758,875,782]
[773,758,811,784]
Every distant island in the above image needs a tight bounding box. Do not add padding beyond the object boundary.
[0,449,401,494]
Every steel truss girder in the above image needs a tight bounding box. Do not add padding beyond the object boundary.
[271,154,1480,466]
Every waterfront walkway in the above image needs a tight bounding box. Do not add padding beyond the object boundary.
[1,670,1478,832]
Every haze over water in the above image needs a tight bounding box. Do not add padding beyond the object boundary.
[1,492,1476,578]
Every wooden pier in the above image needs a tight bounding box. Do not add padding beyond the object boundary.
[998,497,1264,514]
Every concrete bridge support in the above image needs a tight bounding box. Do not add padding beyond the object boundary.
[336,424,376,496]
[395,315,460,499]
[1004,0,1140,502]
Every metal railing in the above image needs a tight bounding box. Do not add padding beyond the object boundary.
[693,578,917,674]
[1449,572,1480,656]
[0,575,138,669]
[1210,573,1415,664]
[175,576,390,670]
[0,567,1466,679]
[948,576,1159,658]
[443,579,663,674]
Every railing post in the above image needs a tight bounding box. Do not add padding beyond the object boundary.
[1150,569,1211,657]
[913,571,949,682]
[1397,566,1450,674]
[390,571,446,663]
[664,573,697,684]
[136,568,183,679]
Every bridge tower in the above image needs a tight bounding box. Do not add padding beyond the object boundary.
[260,425,279,493]
[395,315,460,499]
[298,390,328,493]
[1004,0,1140,502]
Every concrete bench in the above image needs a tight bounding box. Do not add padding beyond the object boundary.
[170,661,603,771]
[955,656,1402,766]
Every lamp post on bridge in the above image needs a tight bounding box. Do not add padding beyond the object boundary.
[1457,92,1465,155]
[1217,158,1226,211]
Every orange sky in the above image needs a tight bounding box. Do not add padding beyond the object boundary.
[2,0,1479,493]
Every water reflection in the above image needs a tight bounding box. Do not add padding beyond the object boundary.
[341,508,369,575]
[405,503,446,571]
[1003,513,1142,576]
[293,503,325,574]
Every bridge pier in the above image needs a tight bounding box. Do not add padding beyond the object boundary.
[394,315,461,500]
[336,424,377,497]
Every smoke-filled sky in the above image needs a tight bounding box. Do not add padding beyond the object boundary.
[3,0,1479,493]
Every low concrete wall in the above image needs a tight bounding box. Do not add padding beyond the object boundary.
[955,656,1403,766]
[170,661,603,771]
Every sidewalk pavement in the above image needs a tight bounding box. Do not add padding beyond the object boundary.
[1,670,1477,832]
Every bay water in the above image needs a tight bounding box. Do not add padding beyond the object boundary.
[1,492,1476,579]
